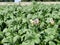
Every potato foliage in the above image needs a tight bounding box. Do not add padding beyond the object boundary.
[0,2,60,45]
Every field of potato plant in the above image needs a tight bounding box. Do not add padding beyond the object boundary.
[0,2,60,45]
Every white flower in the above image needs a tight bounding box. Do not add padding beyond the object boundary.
[30,19,34,24]
[33,18,39,24]
[30,18,39,25]
[50,18,54,25]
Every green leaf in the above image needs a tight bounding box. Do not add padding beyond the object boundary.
[57,43,60,45]
[13,35,20,43]
[49,41,56,45]
[2,38,9,43]
[3,43,10,45]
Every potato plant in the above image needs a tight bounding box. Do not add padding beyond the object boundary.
[0,2,60,45]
